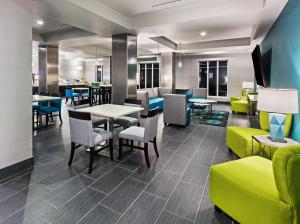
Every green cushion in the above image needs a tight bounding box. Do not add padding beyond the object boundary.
[231,100,248,113]
[210,156,293,224]
[227,126,268,158]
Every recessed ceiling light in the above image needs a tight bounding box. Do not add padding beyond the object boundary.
[200,31,207,37]
[37,20,44,25]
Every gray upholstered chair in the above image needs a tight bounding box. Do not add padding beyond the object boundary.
[192,88,207,98]
[68,110,113,173]
[113,99,141,129]
[163,94,191,126]
[73,99,107,129]
[118,108,160,167]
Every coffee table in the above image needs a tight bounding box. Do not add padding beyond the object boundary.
[252,135,299,159]
[189,99,217,115]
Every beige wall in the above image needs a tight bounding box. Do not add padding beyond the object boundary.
[0,0,32,168]
[175,53,254,100]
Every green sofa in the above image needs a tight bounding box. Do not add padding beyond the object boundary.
[210,145,300,224]
[230,89,255,114]
[227,112,292,158]
[230,96,248,113]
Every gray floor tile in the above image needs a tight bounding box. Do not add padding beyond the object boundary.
[156,210,193,224]
[165,182,203,220]
[0,184,50,222]
[77,204,120,224]
[175,144,198,159]
[184,136,203,146]
[198,134,220,153]
[43,174,94,207]
[0,199,55,224]
[102,178,147,213]
[119,154,145,171]
[116,192,166,224]
[195,197,232,224]
[191,151,215,166]
[144,170,180,199]
[163,140,183,151]
[45,187,105,224]
[181,164,210,187]
[131,161,164,183]
[164,155,189,174]
[0,171,47,200]
[81,160,118,179]
[91,167,132,194]
[37,162,87,190]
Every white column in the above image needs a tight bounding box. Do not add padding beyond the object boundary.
[0,0,33,168]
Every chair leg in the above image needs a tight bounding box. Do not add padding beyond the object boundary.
[68,142,76,166]
[130,140,133,151]
[88,147,95,174]
[109,139,114,160]
[50,113,54,122]
[119,138,123,160]
[144,143,150,167]
[153,137,159,157]
[59,111,63,123]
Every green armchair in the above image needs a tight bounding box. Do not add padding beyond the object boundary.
[210,145,300,224]
[230,88,255,114]
[227,112,292,158]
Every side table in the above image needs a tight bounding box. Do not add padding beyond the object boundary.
[252,135,299,159]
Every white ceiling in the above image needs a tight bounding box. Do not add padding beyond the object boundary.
[98,0,217,16]
[33,0,288,56]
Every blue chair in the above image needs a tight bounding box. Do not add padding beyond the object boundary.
[40,94,62,126]
[65,89,79,104]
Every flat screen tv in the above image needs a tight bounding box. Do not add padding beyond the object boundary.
[252,45,270,87]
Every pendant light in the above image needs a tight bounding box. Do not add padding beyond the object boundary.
[178,43,183,68]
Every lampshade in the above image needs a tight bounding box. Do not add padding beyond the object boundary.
[257,88,299,114]
[242,82,254,89]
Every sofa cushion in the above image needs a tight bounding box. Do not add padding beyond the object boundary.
[227,126,268,158]
[210,156,293,224]
[158,87,172,97]
[231,100,248,113]
[145,88,154,98]
[149,97,164,110]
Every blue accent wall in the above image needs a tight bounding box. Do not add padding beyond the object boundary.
[260,0,300,141]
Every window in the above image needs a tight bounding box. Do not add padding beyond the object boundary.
[198,60,228,97]
[138,63,160,89]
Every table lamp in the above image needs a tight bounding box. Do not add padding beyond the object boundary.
[257,88,298,142]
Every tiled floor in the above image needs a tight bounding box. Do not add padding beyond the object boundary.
[0,103,252,224]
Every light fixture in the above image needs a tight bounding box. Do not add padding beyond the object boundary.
[178,43,183,68]
[257,88,299,142]
[200,31,207,37]
[36,20,44,25]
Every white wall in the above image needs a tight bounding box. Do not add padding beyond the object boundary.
[84,57,111,84]
[0,0,32,168]
[175,53,254,100]
[59,54,84,81]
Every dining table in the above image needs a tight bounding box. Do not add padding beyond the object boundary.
[32,95,61,103]
[32,95,62,129]
[77,104,143,132]
[77,104,143,155]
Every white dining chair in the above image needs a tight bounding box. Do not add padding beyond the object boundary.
[68,110,113,173]
[118,107,160,167]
